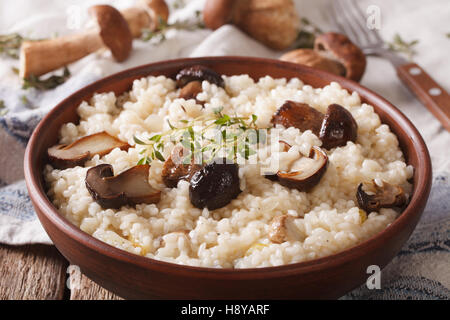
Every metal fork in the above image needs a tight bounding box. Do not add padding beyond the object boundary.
[330,0,450,131]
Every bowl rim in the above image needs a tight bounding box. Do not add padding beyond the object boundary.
[24,56,432,279]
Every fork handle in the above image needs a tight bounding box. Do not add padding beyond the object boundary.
[396,62,450,131]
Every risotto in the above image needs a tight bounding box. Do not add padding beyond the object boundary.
[44,66,413,268]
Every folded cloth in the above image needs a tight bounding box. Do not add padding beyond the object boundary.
[0,0,448,299]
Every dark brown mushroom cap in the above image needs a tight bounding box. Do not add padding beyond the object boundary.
[314,32,366,82]
[47,131,130,169]
[276,146,328,192]
[86,164,160,209]
[162,146,202,188]
[176,65,225,88]
[89,5,133,62]
[271,100,324,136]
[280,48,346,77]
[189,158,241,210]
[319,104,358,149]
[356,180,407,213]
[203,0,237,30]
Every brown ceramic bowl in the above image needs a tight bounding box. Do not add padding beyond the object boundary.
[24,57,432,299]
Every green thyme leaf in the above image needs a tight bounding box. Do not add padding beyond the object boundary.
[167,119,176,130]
[154,150,165,162]
[22,66,71,90]
[0,100,8,116]
[293,17,323,49]
[0,33,24,59]
[149,134,161,142]
[387,33,419,61]
[214,114,230,125]
[133,136,147,145]
[140,12,205,44]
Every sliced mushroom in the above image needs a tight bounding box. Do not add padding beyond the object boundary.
[356,180,407,213]
[271,100,324,136]
[280,48,346,77]
[264,140,292,181]
[189,158,241,210]
[268,215,304,244]
[175,65,225,89]
[178,80,203,100]
[319,104,358,150]
[314,32,367,82]
[86,164,160,209]
[275,147,328,192]
[48,132,130,169]
[162,146,202,188]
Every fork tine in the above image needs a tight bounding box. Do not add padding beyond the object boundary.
[349,0,384,44]
[334,0,368,46]
[330,1,359,42]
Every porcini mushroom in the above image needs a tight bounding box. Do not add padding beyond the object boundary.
[85,164,161,209]
[314,32,366,82]
[275,147,328,192]
[268,215,304,243]
[189,158,241,210]
[280,48,346,77]
[271,100,324,136]
[48,131,130,169]
[319,104,358,150]
[176,65,225,88]
[162,146,202,188]
[20,5,132,78]
[280,32,366,82]
[203,0,299,50]
[356,180,407,213]
[178,81,203,100]
[264,140,292,181]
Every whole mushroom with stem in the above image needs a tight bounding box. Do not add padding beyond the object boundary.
[203,0,300,50]
[280,32,367,82]
[19,1,169,78]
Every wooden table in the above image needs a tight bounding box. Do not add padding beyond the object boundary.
[0,244,121,300]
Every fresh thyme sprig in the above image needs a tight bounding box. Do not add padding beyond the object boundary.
[293,17,323,49]
[0,100,8,116]
[387,33,419,61]
[0,33,24,59]
[140,11,205,43]
[134,108,265,165]
[22,66,71,90]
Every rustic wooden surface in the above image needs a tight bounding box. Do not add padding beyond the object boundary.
[0,244,120,300]
[68,265,122,300]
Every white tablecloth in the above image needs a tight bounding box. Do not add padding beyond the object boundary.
[0,0,448,299]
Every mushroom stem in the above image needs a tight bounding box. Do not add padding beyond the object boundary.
[121,7,152,38]
[19,2,169,78]
[20,31,103,78]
